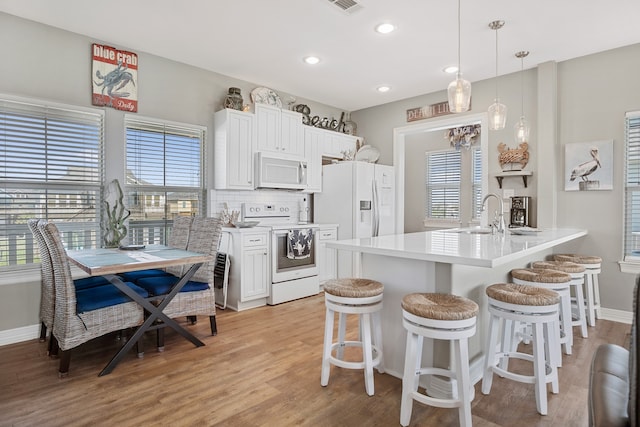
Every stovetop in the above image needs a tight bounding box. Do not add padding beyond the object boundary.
[241,202,316,229]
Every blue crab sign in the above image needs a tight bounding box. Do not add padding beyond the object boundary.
[91,43,138,112]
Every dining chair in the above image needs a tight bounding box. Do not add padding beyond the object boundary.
[137,216,223,341]
[119,216,194,282]
[28,219,111,351]
[40,221,149,377]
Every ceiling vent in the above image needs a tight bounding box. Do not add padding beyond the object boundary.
[326,0,363,15]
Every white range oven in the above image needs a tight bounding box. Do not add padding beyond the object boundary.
[242,203,320,305]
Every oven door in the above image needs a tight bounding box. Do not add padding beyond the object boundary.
[271,228,318,283]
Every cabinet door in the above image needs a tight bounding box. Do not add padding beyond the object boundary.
[241,247,269,301]
[304,126,324,192]
[214,109,254,190]
[281,110,304,157]
[323,132,357,159]
[255,104,281,153]
[318,227,337,284]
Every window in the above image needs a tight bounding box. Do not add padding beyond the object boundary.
[124,116,206,245]
[624,111,640,259]
[425,146,482,224]
[0,97,104,269]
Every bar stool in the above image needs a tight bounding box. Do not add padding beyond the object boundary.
[511,268,573,362]
[320,278,384,396]
[482,283,560,416]
[553,254,602,327]
[400,293,478,427]
[531,260,588,338]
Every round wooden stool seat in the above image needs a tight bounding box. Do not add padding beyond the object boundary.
[485,283,559,307]
[324,278,383,298]
[401,293,478,321]
[531,260,585,274]
[553,254,602,265]
[510,268,572,284]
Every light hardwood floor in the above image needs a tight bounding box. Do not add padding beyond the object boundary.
[0,293,629,426]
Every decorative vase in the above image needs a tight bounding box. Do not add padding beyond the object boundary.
[224,87,243,111]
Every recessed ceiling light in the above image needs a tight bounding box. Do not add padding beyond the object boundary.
[377,85,391,93]
[444,65,459,74]
[304,56,320,65]
[375,23,396,34]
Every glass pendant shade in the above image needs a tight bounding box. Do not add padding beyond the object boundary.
[488,99,507,130]
[514,115,530,143]
[448,73,471,113]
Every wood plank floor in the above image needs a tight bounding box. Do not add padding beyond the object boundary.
[0,293,629,427]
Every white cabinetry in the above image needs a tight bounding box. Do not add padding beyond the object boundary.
[317,225,338,285]
[304,126,325,193]
[255,103,304,157]
[224,229,270,311]
[323,132,358,159]
[214,109,255,190]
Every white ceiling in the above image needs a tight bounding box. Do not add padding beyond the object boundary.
[1,0,639,111]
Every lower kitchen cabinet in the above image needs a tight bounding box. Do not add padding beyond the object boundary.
[222,228,270,311]
[317,225,338,285]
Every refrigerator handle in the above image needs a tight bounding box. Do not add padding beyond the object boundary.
[372,179,380,237]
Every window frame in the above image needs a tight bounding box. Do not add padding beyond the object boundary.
[623,111,640,261]
[0,94,104,272]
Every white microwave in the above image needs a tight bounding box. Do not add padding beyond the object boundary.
[254,152,307,190]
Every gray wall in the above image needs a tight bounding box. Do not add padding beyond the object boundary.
[352,43,640,313]
[0,13,344,333]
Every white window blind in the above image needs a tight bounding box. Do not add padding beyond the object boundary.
[0,98,103,269]
[426,150,461,220]
[472,147,483,220]
[124,116,205,245]
[624,111,640,258]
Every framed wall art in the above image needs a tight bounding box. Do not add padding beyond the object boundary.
[91,43,138,112]
[564,139,613,191]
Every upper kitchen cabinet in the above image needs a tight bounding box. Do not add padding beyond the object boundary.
[304,126,324,193]
[255,103,304,157]
[214,108,255,190]
[323,131,359,159]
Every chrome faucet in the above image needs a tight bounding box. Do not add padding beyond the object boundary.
[481,193,506,234]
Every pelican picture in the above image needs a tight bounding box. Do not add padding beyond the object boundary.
[565,140,613,191]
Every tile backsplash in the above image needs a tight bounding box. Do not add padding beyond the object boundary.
[210,189,310,223]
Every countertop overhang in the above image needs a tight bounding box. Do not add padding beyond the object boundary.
[326,228,587,268]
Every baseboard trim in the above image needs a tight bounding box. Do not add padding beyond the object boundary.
[0,324,40,346]
[599,308,633,324]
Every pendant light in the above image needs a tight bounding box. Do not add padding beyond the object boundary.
[514,51,530,143]
[488,20,507,130]
[447,0,471,113]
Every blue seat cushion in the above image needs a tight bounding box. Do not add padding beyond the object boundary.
[73,275,111,291]
[137,275,210,296]
[119,269,171,282]
[76,282,149,313]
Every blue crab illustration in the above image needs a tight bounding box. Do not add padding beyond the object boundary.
[94,60,135,102]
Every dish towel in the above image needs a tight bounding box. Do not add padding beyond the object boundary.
[287,229,313,260]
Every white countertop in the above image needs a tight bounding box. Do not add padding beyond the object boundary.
[326,228,587,268]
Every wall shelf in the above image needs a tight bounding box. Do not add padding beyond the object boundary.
[495,170,533,188]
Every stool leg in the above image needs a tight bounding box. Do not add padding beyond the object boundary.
[573,280,588,338]
[593,272,601,319]
[544,321,560,394]
[321,307,335,387]
[559,292,573,355]
[482,313,499,394]
[361,313,375,396]
[532,322,548,415]
[336,312,347,360]
[373,311,385,374]
[400,330,419,427]
[585,273,596,327]
[454,338,473,427]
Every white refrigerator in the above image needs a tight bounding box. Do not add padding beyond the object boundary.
[314,161,396,278]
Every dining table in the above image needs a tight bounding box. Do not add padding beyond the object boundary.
[66,244,213,376]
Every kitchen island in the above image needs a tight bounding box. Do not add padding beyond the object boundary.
[325,227,587,386]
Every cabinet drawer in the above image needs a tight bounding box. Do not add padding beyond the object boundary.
[318,229,337,240]
[243,234,267,247]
